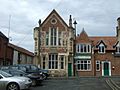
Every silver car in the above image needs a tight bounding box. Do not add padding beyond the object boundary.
[0,70,32,90]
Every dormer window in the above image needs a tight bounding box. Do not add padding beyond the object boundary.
[98,43,105,53]
[115,45,120,53]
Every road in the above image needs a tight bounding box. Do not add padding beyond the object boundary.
[30,77,113,90]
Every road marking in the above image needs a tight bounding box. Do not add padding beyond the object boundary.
[106,78,120,90]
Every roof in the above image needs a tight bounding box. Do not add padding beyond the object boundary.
[90,36,117,50]
[8,43,34,57]
[0,31,8,40]
[76,29,91,43]
[41,9,69,28]
[76,30,117,50]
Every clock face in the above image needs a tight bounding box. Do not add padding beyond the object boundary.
[51,18,57,24]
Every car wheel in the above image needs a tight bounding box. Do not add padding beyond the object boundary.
[7,83,19,90]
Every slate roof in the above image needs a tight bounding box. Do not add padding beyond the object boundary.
[8,43,34,57]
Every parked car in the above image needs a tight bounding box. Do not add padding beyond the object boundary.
[2,69,43,86]
[10,64,49,80]
[0,70,32,90]
[0,66,9,70]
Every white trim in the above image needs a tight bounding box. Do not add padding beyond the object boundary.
[98,43,106,53]
[56,27,58,46]
[102,61,104,76]
[109,62,111,76]
[76,43,91,53]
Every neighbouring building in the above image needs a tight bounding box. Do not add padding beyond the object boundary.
[0,31,13,65]
[8,43,34,65]
[75,17,120,76]
[33,9,76,77]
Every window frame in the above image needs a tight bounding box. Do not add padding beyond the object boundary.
[48,54,58,70]
[98,43,105,53]
[76,44,91,53]
[76,60,91,71]
[96,60,100,71]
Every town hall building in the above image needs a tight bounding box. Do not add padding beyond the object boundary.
[33,9,120,77]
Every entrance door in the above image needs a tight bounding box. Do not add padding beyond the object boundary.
[68,63,72,76]
[104,62,109,76]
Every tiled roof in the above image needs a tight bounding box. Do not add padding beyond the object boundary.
[8,43,34,57]
[76,30,91,43]
[90,36,117,50]
[76,30,117,50]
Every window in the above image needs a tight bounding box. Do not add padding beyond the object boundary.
[58,32,62,45]
[96,61,100,71]
[43,56,46,69]
[50,28,57,46]
[70,41,73,51]
[76,44,91,53]
[116,46,120,53]
[98,44,105,53]
[60,55,64,69]
[46,32,49,45]
[77,60,91,71]
[48,54,58,69]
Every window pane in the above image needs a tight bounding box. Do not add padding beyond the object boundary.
[49,61,51,69]
[81,44,83,52]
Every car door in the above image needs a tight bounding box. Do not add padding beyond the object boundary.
[0,75,6,90]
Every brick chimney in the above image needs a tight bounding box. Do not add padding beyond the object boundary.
[69,15,72,27]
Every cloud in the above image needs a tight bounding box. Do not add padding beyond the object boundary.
[0,0,120,52]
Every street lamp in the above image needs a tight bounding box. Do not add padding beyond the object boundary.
[73,20,77,76]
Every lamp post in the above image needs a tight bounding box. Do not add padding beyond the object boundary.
[73,20,77,76]
[38,19,41,68]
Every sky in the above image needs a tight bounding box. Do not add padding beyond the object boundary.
[0,0,120,52]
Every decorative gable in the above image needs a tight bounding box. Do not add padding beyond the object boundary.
[96,40,107,48]
[41,9,69,30]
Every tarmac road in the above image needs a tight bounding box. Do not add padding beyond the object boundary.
[30,77,115,90]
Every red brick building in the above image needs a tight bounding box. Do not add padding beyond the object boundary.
[34,9,120,77]
[75,18,120,76]
[0,31,13,65]
[0,31,34,66]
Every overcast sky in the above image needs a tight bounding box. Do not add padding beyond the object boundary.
[0,0,120,52]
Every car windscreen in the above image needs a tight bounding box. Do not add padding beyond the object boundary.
[0,71,12,77]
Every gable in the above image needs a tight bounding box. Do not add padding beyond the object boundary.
[41,9,69,32]
[76,29,91,43]
[96,40,107,48]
